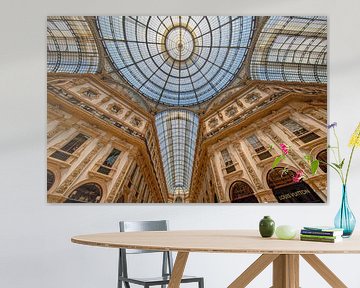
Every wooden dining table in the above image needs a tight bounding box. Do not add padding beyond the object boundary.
[71,230,360,288]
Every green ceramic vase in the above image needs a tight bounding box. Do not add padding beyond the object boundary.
[259,216,275,238]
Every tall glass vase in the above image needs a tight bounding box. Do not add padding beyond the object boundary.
[334,185,356,237]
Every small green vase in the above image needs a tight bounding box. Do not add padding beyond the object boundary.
[259,216,275,238]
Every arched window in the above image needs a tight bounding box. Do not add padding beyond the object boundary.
[316,150,327,173]
[65,183,102,203]
[47,170,55,191]
[267,168,323,203]
[267,168,296,190]
[229,181,258,203]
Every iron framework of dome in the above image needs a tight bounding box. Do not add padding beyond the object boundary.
[47,16,99,73]
[96,16,256,106]
[250,16,327,83]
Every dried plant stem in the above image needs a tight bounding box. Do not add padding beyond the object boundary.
[319,160,344,182]
[345,129,360,185]
[332,128,345,183]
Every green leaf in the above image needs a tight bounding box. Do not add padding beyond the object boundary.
[332,162,341,169]
[272,156,284,168]
[339,159,345,169]
[311,160,319,175]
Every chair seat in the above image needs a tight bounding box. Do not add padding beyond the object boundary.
[119,274,203,285]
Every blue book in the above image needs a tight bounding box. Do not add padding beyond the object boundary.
[302,226,343,236]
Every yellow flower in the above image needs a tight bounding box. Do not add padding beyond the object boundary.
[349,122,360,147]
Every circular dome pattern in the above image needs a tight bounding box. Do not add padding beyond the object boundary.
[165,26,195,61]
[96,16,255,106]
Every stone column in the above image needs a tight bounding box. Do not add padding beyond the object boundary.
[209,155,227,202]
[54,141,104,195]
[143,186,150,203]
[106,154,135,203]
[137,181,146,203]
[232,142,264,190]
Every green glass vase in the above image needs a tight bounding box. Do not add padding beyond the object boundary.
[259,216,275,238]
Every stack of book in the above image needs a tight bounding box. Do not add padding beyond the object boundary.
[300,226,344,243]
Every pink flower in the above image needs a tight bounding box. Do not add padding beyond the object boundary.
[279,143,289,155]
[293,169,304,183]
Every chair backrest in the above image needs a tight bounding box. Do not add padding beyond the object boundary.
[118,220,173,281]
[119,220,168,254]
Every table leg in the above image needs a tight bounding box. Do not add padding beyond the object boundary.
[228,254,279,288]
[272,254,299,288]
[168,252,189,288]
[228,253,348,288]
[301,254,347,288]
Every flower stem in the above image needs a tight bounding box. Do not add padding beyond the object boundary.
[333,127,345,182]
[330,147,339,165]
[345,130,360,185]
[345,145,356,185]
[319,160,344,183]
[333,128,342,162]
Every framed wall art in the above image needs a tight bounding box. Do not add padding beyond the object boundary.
[47,16,327,203]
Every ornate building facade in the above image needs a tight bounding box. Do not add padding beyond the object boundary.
[47,75,168,203]
[47,16,327,203]
[190,82,327,203]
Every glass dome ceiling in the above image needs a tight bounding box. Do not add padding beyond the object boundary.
[96,16,256,106]
[155,110,199,194]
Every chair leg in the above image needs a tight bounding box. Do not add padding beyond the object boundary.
[199,278,204,288]
[161,252,168,288]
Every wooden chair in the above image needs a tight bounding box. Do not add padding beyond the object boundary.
[118,220,204,288]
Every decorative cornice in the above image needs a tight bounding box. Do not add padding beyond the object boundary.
[48,84,145,141]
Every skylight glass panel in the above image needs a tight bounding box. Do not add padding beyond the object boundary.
[250,16,327,83]
[47,17,99,73]
[155,110,199,194]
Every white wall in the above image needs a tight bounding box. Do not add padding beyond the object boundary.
[1,0,360,287]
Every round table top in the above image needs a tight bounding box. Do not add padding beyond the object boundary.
[71,230,360,254]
